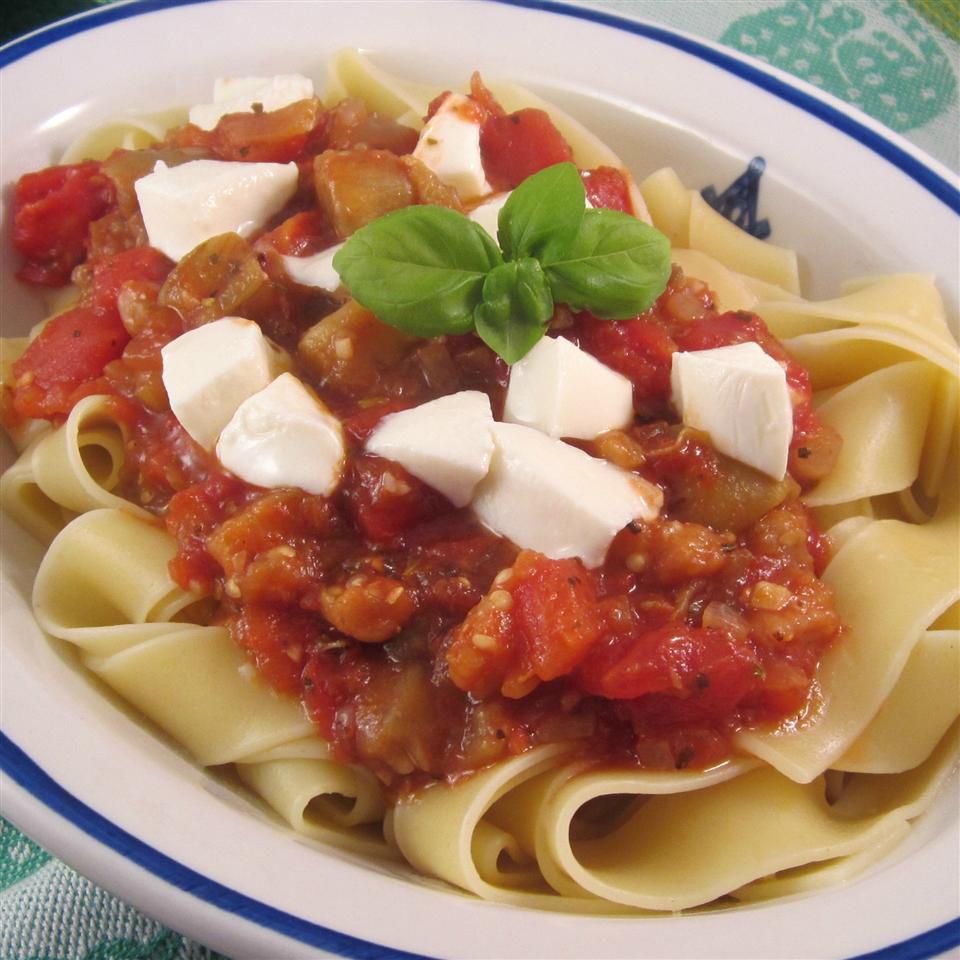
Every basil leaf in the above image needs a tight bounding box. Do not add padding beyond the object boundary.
[498,162,585,263]
[543,209,671,319]
[333,205,503,336]
[474,258,553,363]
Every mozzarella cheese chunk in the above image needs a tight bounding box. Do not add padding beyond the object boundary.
[473,423,662,567]
[504,336,633,439]
[189,74,315,131]
[281,242,345,293]
[467,192,510,242]
[468,192,593,245]
[217,373,345,495]
[413,94,491,199]
[366,391,495,507]
[135,159,298,261]
[161,317,288,450]
[670,342,793,479]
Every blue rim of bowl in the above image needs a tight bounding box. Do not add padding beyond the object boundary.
[0,2,958,958]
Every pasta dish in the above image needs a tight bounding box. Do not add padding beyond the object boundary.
[1,50,957,913]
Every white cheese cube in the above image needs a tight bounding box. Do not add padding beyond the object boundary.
[281,242,345,293]
[413,94,491,199]
[467,192,510,243]
[217,373,345,496]
[135,159,298,262]
[504,336,633,440]
[161,317,288,450]
[189,74,315,131]
[468,191,593,246]
[670,342,793,479]
[366,391,495,507]
[473,423,661,568]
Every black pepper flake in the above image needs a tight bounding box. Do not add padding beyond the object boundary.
[238,146,250,157]
[798,446,812,459]
[510,114,521,124]
[627,520,643,534]
[209,253,220,265]
[675,747,695,769]
[495,729,506,740]
[695,673,710,690]
[303,677,314,690]
[722,542,736,553]
[567,576,581,587]
[72,329,81,338]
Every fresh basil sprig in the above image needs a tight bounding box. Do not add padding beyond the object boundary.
[333,162,670,363]
[475,259,554,363]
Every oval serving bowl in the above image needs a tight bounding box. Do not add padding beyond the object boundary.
[1,2,958,958]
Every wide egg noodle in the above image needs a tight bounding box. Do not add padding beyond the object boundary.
[638,166,689,248]
[29,394,149,518]
[687,192,800,294]
[324,48,433,128]
[0,394,149,544]
[758,274,957,352]
[390,744,626,912]
[778,321,956,391]
[735,471,959,782]
[532,761,919,912]
[638,167,800,294]
[803,360,936,507]
[58,107,189,164]
[236,758,389,857]
[668,249,759,314]
[0,436,65,545]
[31,508,386,846]
[733,722,959,902]
[834,632,959,774]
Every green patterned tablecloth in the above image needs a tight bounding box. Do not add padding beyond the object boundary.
[1,2,957,958]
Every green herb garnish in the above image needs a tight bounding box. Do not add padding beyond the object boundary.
[333,162,671,363]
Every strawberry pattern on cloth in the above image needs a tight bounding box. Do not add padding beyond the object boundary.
[1,1,957,958]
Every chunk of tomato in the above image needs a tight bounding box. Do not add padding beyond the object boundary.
[446,551,603,699]
[578,624,761,723]
[10,307,126,420]
[342,454,452,542]
[479,109,573,190]
[574,314,677,404]
[89,247,173,311]
[581,166,631,212]
[13,162,116,286]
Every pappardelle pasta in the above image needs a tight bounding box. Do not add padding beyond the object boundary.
[2,50,957,914]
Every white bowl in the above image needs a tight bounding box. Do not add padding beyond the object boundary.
[1,2,958,958]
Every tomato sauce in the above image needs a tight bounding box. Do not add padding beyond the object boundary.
[5,80,843,794]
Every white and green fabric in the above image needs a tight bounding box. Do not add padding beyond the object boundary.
[1,1,957,957]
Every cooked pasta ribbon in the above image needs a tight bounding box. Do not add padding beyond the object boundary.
[31,508,387,849]
[59,107,189,163]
